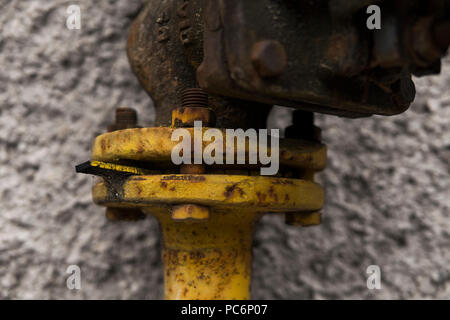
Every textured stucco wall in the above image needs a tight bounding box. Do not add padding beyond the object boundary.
[0,0,448,299]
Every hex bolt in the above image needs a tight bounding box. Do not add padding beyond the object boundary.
[172,89,216,127]
[172,88,213,174]
[285,110,322,142]
[181,88,208,108]
[107,107,139,132]
[284,110,322,227]
[251,40,288,78]
[172,88,213,222]
[105,107,144,221]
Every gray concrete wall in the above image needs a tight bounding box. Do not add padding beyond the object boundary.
[0,0,448,299]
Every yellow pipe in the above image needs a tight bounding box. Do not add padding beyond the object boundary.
[146,209,261,300]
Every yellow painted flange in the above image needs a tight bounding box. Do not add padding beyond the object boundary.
[92,174,324,213]
[90,127,327,171]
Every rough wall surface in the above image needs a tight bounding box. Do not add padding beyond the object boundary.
[0,0,448,299]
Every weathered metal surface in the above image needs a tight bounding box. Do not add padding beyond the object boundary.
[93,174,324,213]
[284,110,322,226]
[92,107,144,221]
[197,0,396,117]
[90,127,327,171]
[126,0,272,127]
[196,0,448,117]
[127,0,203,125]
[328,0,382,18]
[127,0,448,120]
[251,40,288,79]
[172,88,217,127]
[107,107,140,132]
[180,88,209,108]
[172,107,216,127]
[434,20,450,52]
[409,17,446,68]
[150,210,259,300]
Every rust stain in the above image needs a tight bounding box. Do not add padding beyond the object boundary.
[280,150,293,160]
[272,179,294,185]
[224,183,245,198]
[100,139,106,152]
[327,33,349,63]
[174,118,183,127]
[267,186,278,201]
[256,191,267,202]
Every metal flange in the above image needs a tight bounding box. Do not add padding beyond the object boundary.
[93,174,324,214]
[90,127,327,171]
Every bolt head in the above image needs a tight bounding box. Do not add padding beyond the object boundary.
[285,211,321,227]
[251,40,287,78]
[108,107,139,132]
[116,107,137,124]
[392,77,416,107]
[172,204,210,222]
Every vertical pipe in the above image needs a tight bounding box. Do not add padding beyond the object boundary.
[152,210,260,300]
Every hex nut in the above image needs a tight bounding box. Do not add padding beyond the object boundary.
[251,40,288,78]
[391,77,416,108]
[171,107,216,127]
[107,107,139,132]
[285,211,321,227]
[172,204,210,222]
